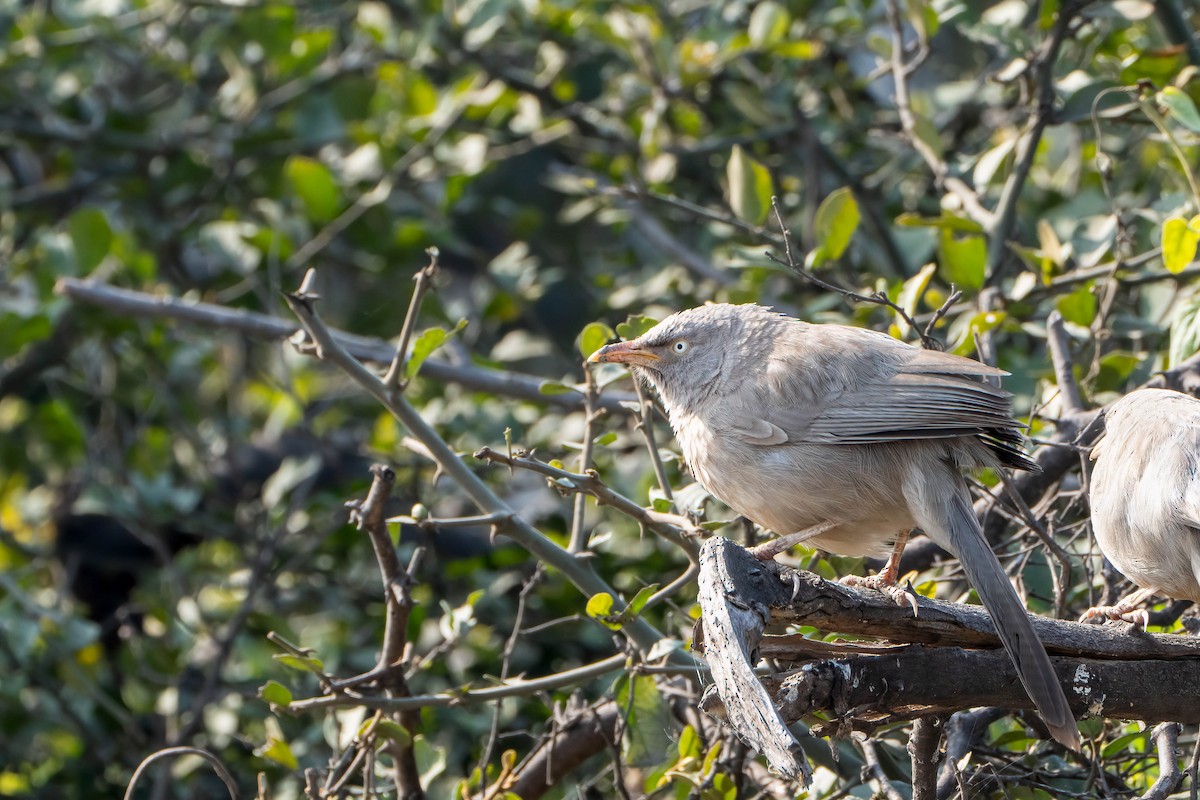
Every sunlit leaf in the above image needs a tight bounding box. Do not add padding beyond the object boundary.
[1159,86,1200,133]
[407,320,468,379]
[258,737,299,770]
[616,314,659,340]
[726,144,773,224]
[1056,284,1097,327]
[579,321,616,358]
[1170,290,1200,366]
[938,230,986,291]
[258,680,293,708]
[894,263,937,337]
[808,187,859,268]
[1162,215,1200,274]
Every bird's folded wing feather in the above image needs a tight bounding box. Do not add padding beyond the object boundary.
[730,325,1021,445]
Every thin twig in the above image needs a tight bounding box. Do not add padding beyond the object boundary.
[632,379,673,503]
[123,747,239,800]
[570,368,601,553]
[53,278,639,415]
[473,446,700,560]
[383,249,440,390]
[1047,311,1085,416]
[860,739,906,800]
[769,197,944,349]
[281,271,674,655]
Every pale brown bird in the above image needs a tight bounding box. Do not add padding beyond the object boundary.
[1085,388,1200,627]
[589,302,1078,748]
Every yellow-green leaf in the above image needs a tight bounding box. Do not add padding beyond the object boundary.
[1159,86,1200,133]
[579,321,616,358]
[258,737,299,770]
[938,230,986,290]
[615,314,659,340]
[808,187,859,268]
[1162,215,1200,274]
[258,680,293,708]
[586,592,622,630]
[407,319,468,379]
[285,155,342,223]
[726,144,773,225]
[894,263,937,337]
[1056,284,1097,327]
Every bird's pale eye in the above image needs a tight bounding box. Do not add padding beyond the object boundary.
[673,340,688,353]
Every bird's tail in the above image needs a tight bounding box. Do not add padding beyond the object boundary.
[933,483,1080,749]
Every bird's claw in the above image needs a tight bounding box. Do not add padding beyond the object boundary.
[1079,604,1150,630]
[841,574,920,616]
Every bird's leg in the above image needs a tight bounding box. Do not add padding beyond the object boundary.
[1079,586,1158,629]
[750,520,838,560]
[840,529,919,614]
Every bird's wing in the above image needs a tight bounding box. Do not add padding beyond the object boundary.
[732,323,1021,446]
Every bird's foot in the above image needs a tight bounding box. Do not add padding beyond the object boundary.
[750,521,838,561]
[1078,604,1150,630]
[841,573,919,615]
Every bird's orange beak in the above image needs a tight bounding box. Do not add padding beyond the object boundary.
[587,341,660,367]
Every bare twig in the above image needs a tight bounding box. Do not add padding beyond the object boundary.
[632,379,673,503]
[860,739,906,800]
[53,278,639,415]
[473,446,700,560]
[1141,723,1183,800]
[569,369,601,553]
[383,249,440,390]
[123,747,239,800]
[769,198,944,349]
[1047,310,1085,416]
[281,270,670,655]
[986,2,1087,281]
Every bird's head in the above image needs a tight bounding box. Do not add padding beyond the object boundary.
[587,303,780,411]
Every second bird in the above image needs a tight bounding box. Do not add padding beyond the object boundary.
[590,302,1079,749]
[1086,387,1200,626]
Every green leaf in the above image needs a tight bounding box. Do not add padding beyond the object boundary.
[538,381,575,395]
[625,584,660,617]
[620,674,673,767]
[375,719,412,746]
[593,431,617,446]
[1159,86,1200,133]
[748,1,789,48]
[585,592,622,630]
[66,208,113,273]
[895,213,985,234]
[1170,290,1200,366]
[615,314,659,340]
[894,263,937,337]
[938,230,986,290]
[258,680,293,707]
[1162,215,1200,274]
[726,144,773,224]
[274,653,326,675]
[407,319,468,379]
[579,321,616,358]
[258,737,299,770]
[678,724,701,760]
[808,187,859,268]
[285,155,342,222]
[1056,284,1097,327]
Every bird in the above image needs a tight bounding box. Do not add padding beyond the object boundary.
[588,302,1079,748]
[1085,387,1200,627]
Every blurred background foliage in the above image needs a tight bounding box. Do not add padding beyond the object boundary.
[3,0,1200,797]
